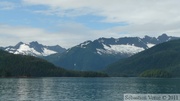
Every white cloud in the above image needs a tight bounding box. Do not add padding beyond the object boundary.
[0,25,59,46]
[1,20,180,49]
[0,24,121,48]
[21,0,180,37]
[104,22,180,37]
[22,0,180,24]
[1,0,180,48]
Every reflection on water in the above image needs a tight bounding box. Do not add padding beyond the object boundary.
[0,77,179,101]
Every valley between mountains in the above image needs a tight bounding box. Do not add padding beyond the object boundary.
[1,34,180,77]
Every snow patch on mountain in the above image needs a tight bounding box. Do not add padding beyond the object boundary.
[99,39,105,43]
[115,39,119,43]
[147,43,155,48]
[79,41,91,48]
[168,37,172,41]
[97,44,144,55]
[42,48,57,56]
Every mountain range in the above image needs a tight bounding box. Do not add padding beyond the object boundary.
[44,34,179,71]
[105,39,180,77]
[1,41,66,57]
[1,34,179,72]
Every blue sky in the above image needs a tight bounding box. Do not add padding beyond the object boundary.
[1,0,180,48]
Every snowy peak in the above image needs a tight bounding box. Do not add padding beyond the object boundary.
[4,41,66,57]
[75,34,179,56]
[29,41,45,53]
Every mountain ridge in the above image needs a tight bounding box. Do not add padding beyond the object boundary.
[44,34,179,71]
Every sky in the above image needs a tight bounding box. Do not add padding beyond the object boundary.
[1,0,180,48]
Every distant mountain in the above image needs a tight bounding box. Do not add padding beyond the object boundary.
[2,41,66,57]
[105,39,180,77]
[0,49,108,77]
[45,34,179,71]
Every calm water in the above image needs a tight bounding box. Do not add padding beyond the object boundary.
[0,77,180,101]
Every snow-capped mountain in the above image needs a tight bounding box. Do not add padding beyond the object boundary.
[74,33,178,57]
[44,34,179,71]
[3,41,66,57]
